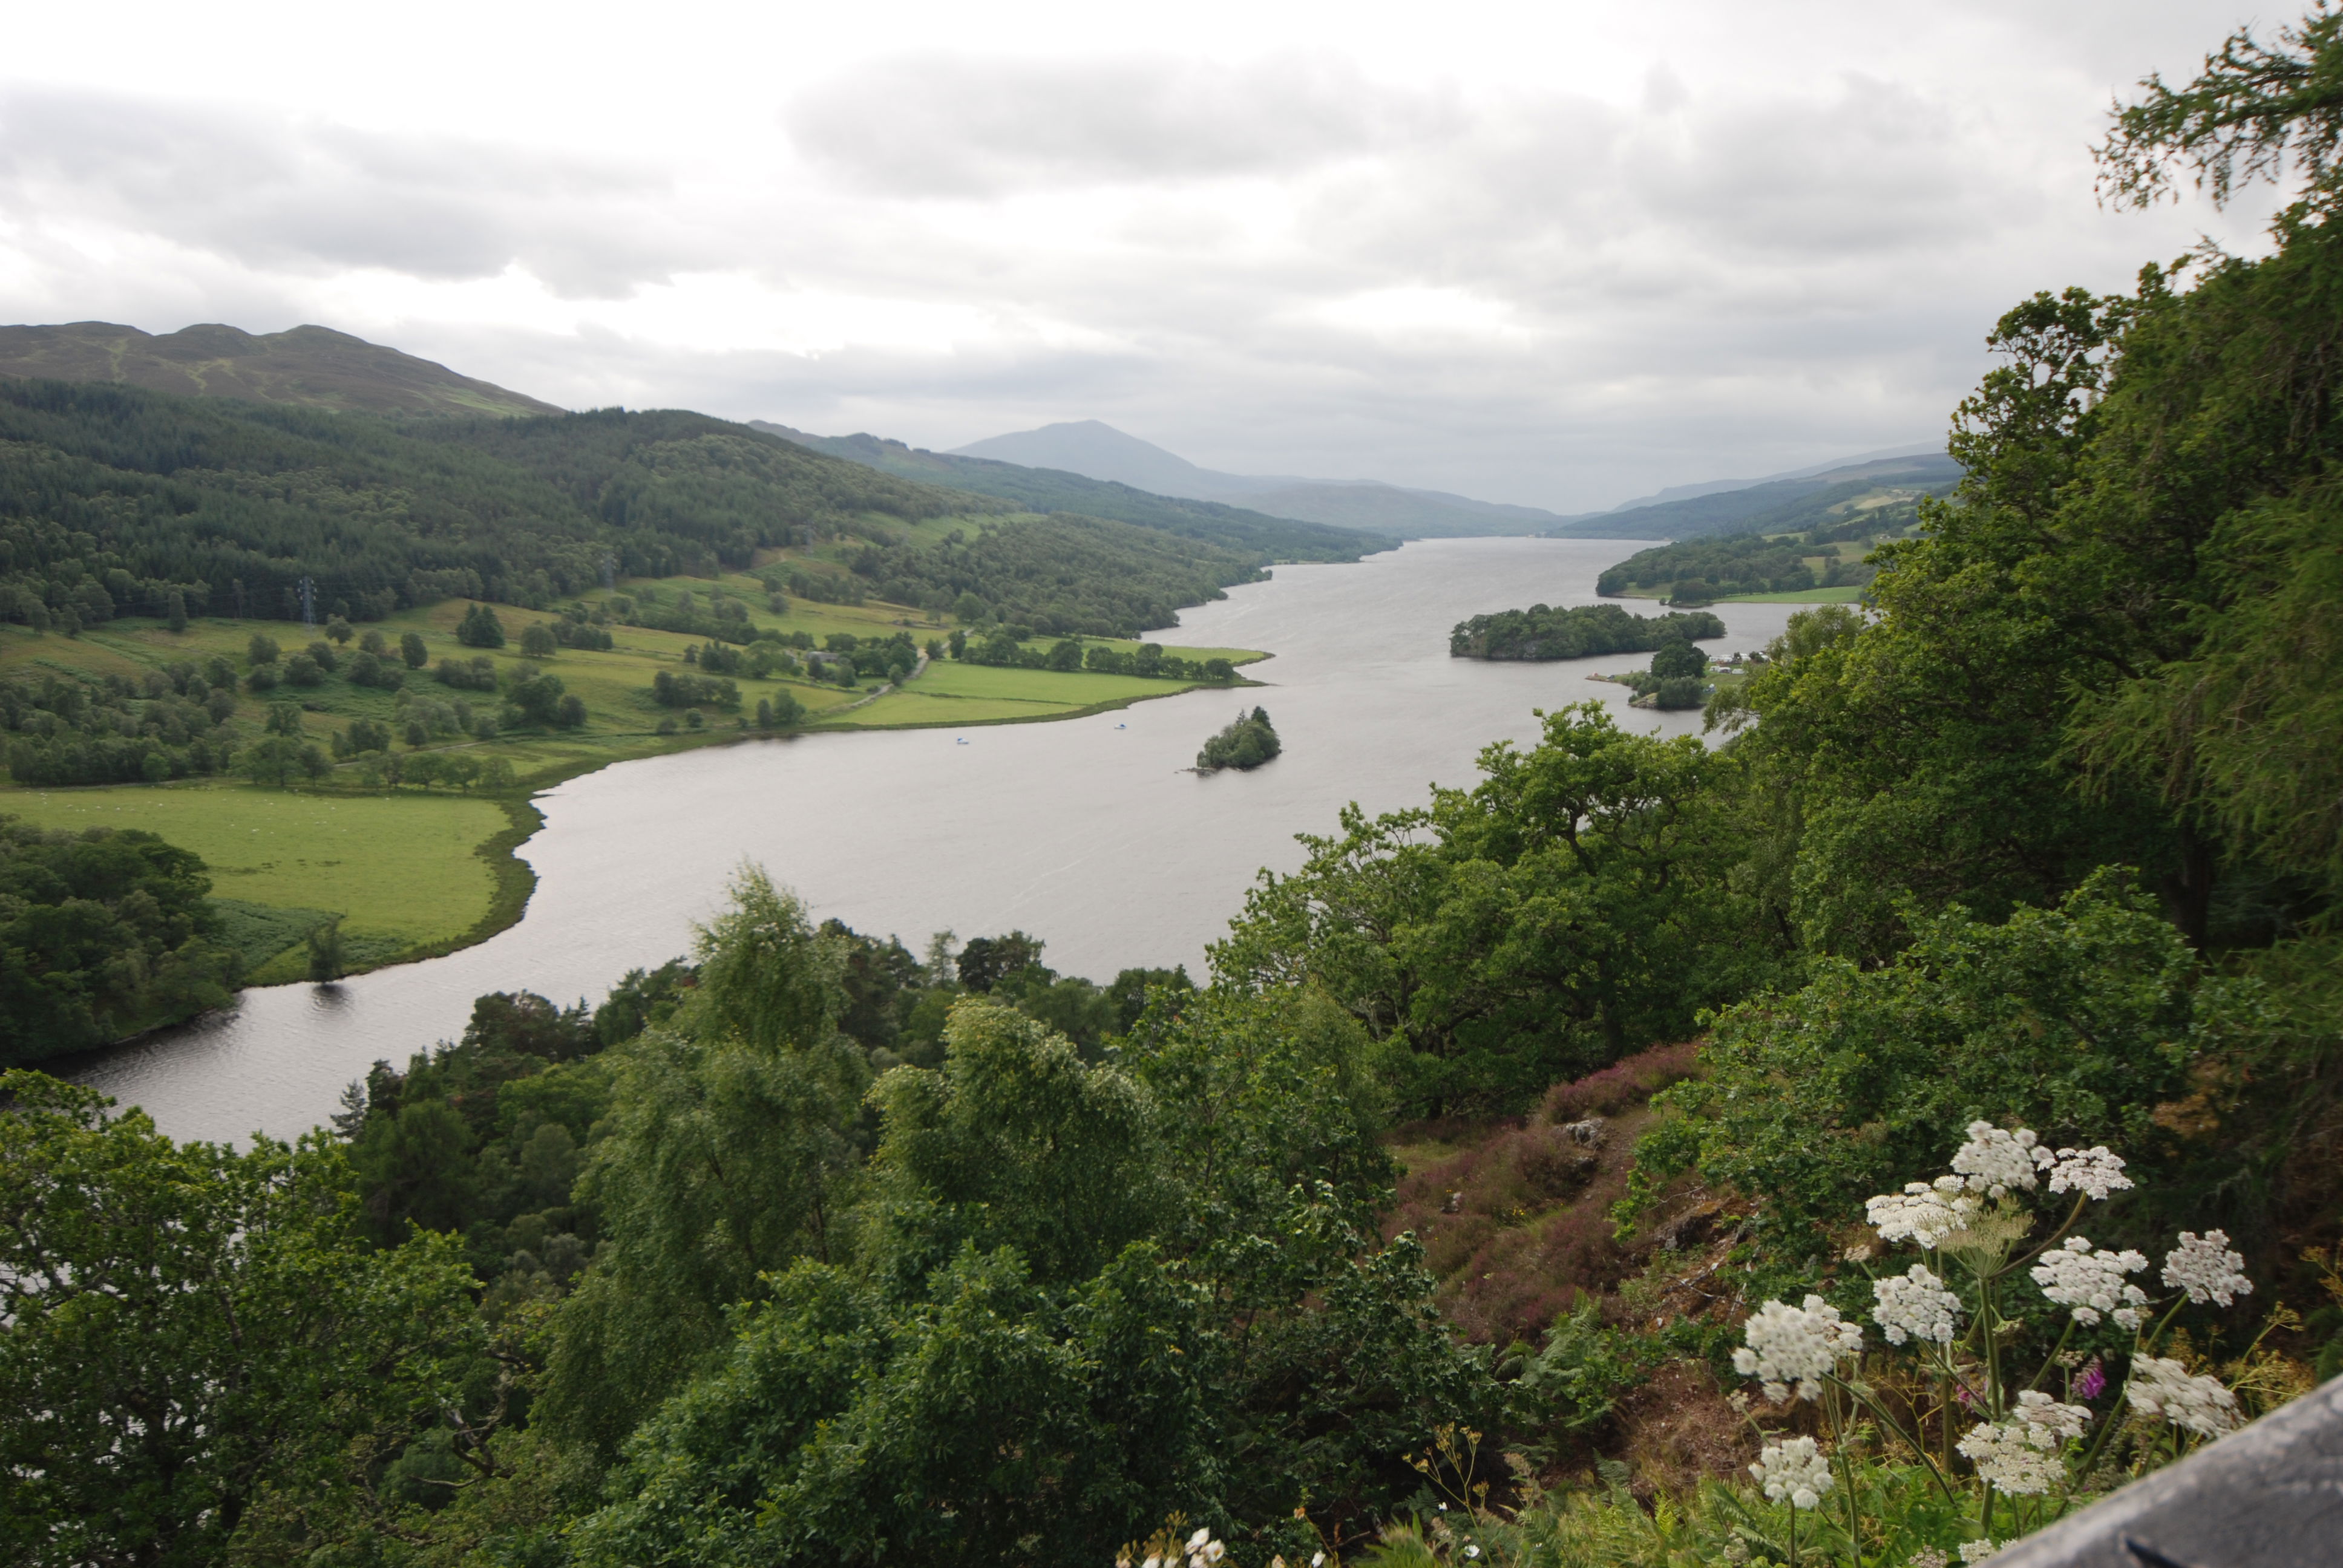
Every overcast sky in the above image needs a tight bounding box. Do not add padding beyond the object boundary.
[0,1,2287,511]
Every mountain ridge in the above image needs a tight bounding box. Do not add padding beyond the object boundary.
[1549,451,1962,541]
[0,321,562,419]
[949,419,1562,537]
[749,422,1393,563]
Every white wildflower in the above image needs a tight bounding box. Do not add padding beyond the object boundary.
[2126,1356,2240,1438]
[1172,1529,1223,1568]
[2043,1145,2132,1201]
[1956,1420,2064,1495]
[1909,1550,1949,1568]
[2030,1236,2149,1327]
[1749,1436,1835,1509]
[1950,1122,2045,1198]
[1873,1263,1962,1345]
[1732,1295,1863,1402]
[1312,1556,1326,1567]
[1959,1542,2004,1564]
[2011,1390,2090,1445]
[2162,1230,2252,1308]
[1867,1178,1981,1249]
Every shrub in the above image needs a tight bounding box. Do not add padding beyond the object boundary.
[456,604,506,648]
[436,658,498,692]
[1651,640,1708,680]
[504,670,574,728]
[1542,1042,1702,1124]
[1634,873,2209,1255]
[1651,675,1706,709]
[650,670,738,708]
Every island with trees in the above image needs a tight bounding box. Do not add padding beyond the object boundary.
[1598,637,1714,708]
[1448,601,1725,661]
[1196,706,1281,771]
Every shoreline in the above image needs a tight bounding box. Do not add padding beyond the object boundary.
[21,649,1276,1044]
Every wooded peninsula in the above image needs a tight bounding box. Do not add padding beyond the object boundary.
[1449,601,1725,661]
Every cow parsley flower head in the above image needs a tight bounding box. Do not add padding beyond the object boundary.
[2043,1145,2132,1201]
[1959,1543,2004,1565]
[1867,1178,1981,1249]
[1873,1263,1961,1345]
[2127,1356,2240,1438]
[1749,1436,1834,1509]
[2011,1390,2090,1445]
[1956,1420,2065,1495]
[1732,1295,1863,1402]
[2163,1230,2252,1307]
[2030,1236,2150,1328]
[1950,1122,2047,1198]
[1184,1532,1225,1568]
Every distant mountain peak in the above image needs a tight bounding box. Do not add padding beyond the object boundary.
[951,421,1224,496]
[0,321,562,417]
[946,419,1562,537]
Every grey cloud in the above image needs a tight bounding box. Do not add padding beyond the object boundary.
[0,88,687,297]
[783,52,1459,195]
[0,11,2273,512]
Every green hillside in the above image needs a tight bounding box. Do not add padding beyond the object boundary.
[752,422,1394,561]
[0,322,562,417]
[0,379,999,626]
[1552,451,1961,540]
[0,380,1276,638]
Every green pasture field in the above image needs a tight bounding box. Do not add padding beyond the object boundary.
[0,557,1266,980]
[1,783,510,982]
[1716,584,1866,603]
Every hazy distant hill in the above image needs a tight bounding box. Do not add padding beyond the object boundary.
[1589,443,1945,517]
[749,422,1392,562]
[0,321,562,418]
[1236,480,1560,536]
[951,419,1564,537]
[1550,452,1962,541]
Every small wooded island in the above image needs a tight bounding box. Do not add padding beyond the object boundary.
[1606,638,1713,710]
[1448,601,1725,660]
[1196,707,1280,771]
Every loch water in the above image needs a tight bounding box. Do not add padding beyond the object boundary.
[73,537,1810,1144]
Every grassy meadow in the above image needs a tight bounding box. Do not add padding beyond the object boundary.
[0,567,1263,982]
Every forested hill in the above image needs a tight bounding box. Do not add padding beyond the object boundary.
[0,322,561,417]
[1550,451,1961,541]
[0,379,1012,626]
[750,422,1395,562]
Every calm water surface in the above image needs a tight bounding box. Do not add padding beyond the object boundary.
[76,538,1806,1143]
